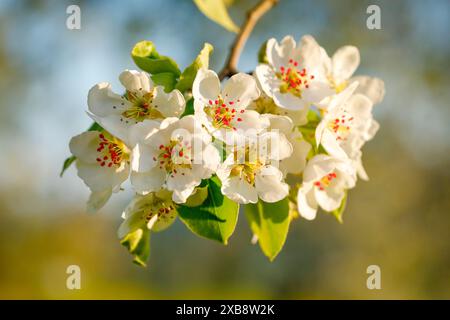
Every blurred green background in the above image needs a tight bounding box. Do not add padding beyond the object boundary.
[0,0,449,299]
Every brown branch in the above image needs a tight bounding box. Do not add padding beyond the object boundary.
[218,0,280,80]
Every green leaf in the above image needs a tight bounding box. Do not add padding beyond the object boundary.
[60,122,103,177]
[177,176,239,244]
[181,98,195,117]
[120,228,151,267]
[151,72,177,92]
[193,0,239,33]
[245,197,290,261]
[131,40,181,76]
[258,40,268,64]
[176,43,213,93]
[59,156,76,177]
[330,191,347,224]
[184,185,209,207]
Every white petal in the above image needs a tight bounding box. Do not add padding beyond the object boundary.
[86,189,112,213]
[267,36,296,70]
[87,113,130,144]
[131,167,166,194]
[297,186,318,220]
[119,69,152,93]
[76,161,115,192]
[192,69,221,104]
[69,131,101,163]
[255,64,278,98]
[131,143,157,172]
[331,46,360,82]
[172,186,196,204]
[272,90,308,111]
[232,109,269,133]
[280,134,311,175]
[222,73,260,108]
[349,76,385,105]
[255,166,289,203]
[221,176,258,204]
[321,129,348,158]
[127,119,161,147]
[152,86,185,118]
[259,131,293,161]
[315,187,344,212]
[87,82,130,117]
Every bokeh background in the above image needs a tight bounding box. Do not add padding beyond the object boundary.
[0,0,449,299]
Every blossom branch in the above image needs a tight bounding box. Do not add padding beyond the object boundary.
[218,0,280,80]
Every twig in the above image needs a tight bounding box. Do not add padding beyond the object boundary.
[218,0,280,80]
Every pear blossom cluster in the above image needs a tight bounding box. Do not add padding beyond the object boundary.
[67,35,384,263]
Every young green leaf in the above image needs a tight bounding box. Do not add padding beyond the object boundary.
[151,72,178,92]
[120,228,151,267]
[176,43,213,92]
[257,40,268,63]
[131,40,181,76]
[245,197,290,261]
[181,98,195,117]
[193,0,239,33]
[177,176,239,244]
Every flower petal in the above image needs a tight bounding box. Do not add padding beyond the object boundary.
[221,176,258,204]
[152,86,185,118]
[349,76,385,105]
[131,167,166,195]
[266,36,296,70]
[222,73,260,108]
[192,69,221,104]
[119,69,152,93]
[255,165,289,203]
[331,46,360,82]
[86,189,112,214]
[87,82,130,117]
[69,131,101,164]
[314,186,344,212]
[297,186,318,220]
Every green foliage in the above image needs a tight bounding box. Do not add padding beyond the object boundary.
[131,40,181,77]
[60,122,103,177]
[177,176,239,244]
[151,72,177,92]
[183,185,209,207]
[181,98,195,117]
[245,198,291,261]
[193,0,239,33]
[176,43,213,92]
[258,40,268,64]
[120,228,151,267]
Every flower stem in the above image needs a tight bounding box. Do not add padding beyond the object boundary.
[218,0,280,81]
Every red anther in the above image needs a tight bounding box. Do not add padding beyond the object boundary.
[229,101,234,105]
[240,109,245,113]
[108,163,113,167]
[209,100,212,105]
[215,100,219,104]
[310,75,315,79]
[159,144,164,149]
[231,109,236,113]
[294,61,298,67]
[179,150,184,157]
[99,134,105,139]
[96,158,101,162]
[100,162,105,166]
[237,118,242,122]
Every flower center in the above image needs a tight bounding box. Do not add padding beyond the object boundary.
[229,148,263,185]
[121,90,163,122]
[327,75,347,93]
[204,97,244,130]
[277,59,315,98]
[96,133,129,168]
[314,172,337,191]
[155,139,192,176]
[327,112,354,141]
